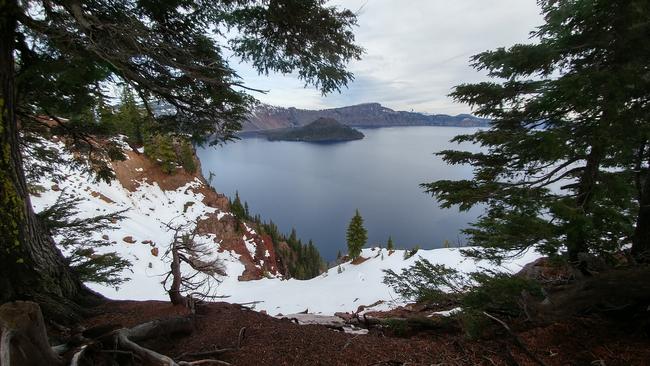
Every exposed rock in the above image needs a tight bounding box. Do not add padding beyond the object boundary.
[351,256,368,265]
[123,236,137,244]
[107,143,290,281]
[90,190,115,204]
[151,247,159,257]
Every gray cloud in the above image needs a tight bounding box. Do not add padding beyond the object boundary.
[234,0,543,115]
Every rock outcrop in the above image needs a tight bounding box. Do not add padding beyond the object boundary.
[110,147,286,281]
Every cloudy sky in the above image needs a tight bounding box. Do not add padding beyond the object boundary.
[232,0,543,115]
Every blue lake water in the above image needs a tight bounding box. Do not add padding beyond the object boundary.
[197,126,483,261]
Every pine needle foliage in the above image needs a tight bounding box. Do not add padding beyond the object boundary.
[387,236,395,251]
[383,258,543,338]
[36,193,131,287]
[421,0,650,264]
[346,209,367,259]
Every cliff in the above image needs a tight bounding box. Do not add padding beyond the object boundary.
[29,136,290,301]
[243,103,489,131]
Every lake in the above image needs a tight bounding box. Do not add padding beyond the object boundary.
[197,126,484,261]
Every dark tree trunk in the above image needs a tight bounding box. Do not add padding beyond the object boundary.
[566,145,602,265]
[632,168,650,262]
[168,242,185,305]
[0,0,102,323]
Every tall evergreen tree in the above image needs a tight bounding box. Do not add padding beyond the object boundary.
[387,235,395,251]
[114,86,145,145]
[346,209,367,259]
[422,0,650,265]
[0,0,362,320]
[179,138,197,173]
[230,191,246,219]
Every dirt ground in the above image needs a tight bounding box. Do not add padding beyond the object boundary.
[81,300,650,366]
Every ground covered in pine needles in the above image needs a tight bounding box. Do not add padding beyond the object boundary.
[81,300,650,366]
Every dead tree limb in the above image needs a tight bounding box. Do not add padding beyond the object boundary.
[482,312,548,366]
[178,348,236,360]
[178,360,232,366]
[115,316,194,366]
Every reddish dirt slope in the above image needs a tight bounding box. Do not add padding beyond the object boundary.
[84,300,650,366]
[109,148,282,280]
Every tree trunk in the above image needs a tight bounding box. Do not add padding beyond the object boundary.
[0,301,64,366]
[0,0,102,323]
[168,242,185,305]
[566,145,602,265]
[632,168,650,262]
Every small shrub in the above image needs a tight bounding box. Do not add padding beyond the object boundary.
[464,271,543,316]
[144,134,177,174]
[382,318,410,337]
[383,259,467,304]
[458,310,490,339]
[403,245,420,260]
[383,258,543,338]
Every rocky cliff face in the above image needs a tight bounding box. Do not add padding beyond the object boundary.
[113,146,287,281]
[30,137,289,286]
[243,103,489,131]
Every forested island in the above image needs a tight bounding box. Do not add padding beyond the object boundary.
[263,118,365,142]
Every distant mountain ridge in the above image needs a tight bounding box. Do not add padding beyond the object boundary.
[243,103,489,131]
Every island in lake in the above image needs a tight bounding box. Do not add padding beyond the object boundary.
[263,118,365,142]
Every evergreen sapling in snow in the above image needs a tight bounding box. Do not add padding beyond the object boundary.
[346,209,367,259]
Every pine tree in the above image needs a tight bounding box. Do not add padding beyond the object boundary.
[422,0,650,265]
[1,0,362,319]
[179,139,197,173]
[387,236,395,251]
[346,209,367,259]
[114,87,145,145]
[157,135,177,174]
[230,191,246,218]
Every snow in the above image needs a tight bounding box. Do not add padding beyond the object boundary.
[29,139,542,317]
[209,247,540,316]
[243,237,257,259]
[429,307,462,317]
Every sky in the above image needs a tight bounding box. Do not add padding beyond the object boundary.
[231,0,544,115]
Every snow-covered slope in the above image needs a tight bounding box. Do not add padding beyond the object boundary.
[212,247,540,315]
[30,138,540,316]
